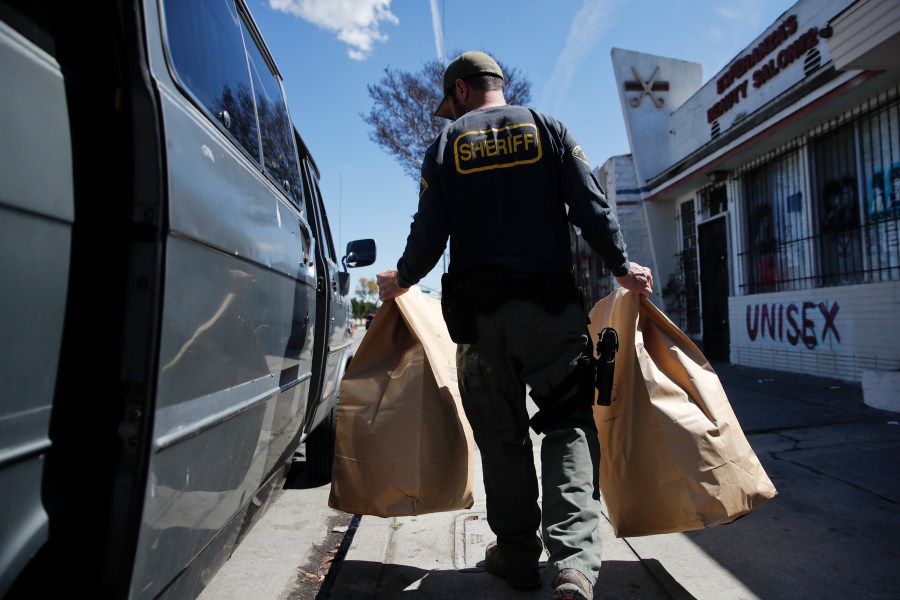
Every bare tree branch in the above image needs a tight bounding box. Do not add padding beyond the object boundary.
[362,53,532,181]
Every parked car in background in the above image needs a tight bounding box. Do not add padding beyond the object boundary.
[366,313,377,329]
[0,0,374,597]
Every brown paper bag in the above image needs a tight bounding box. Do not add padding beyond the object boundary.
[588,288,777,537]
[328,286,475,517]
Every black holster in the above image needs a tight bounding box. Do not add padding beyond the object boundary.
[441,272,479,344]
[528,326,618,433]
[594,327,618,407]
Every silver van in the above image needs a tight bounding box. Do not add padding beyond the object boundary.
[0,0,374,597]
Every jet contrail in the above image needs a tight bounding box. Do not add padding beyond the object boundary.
[541,0,618,114]
[429,0,445,65]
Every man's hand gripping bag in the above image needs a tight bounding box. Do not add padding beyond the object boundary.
[328,287,475,517]
[588,289,777,537]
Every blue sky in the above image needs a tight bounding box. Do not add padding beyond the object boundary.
[249,0,796,297]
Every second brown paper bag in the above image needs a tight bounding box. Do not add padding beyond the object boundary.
[328,287,475,517]
[589,288,777,537]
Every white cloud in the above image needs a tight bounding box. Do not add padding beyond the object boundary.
[713,5,751,21]
[269,0,398,60]
[541,0,619,115]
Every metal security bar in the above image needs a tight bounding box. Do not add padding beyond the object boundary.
[570,226,615,306]
[740,149,810,293]
[671,199,701,333]
[859,95,900,281]
[811,121,862,286]
[739,215,900,291]
[738,94,900,293]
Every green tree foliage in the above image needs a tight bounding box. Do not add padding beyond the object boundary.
[352,277,379,317]
[351,298,377,319]
[362,53,532,181]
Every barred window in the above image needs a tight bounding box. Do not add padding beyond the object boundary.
[811,122,863,285]
[679,200,701,333]
[859,99,900,281]
[570,226,614,305]
[740,150,809,293]
[700,183,727,219]
[739,96,900,294]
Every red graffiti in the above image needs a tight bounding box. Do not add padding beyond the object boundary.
[746,301,840,349]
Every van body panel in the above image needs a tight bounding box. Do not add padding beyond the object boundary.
[0,17,72,597]
[0,0,374,596]
[159,86,312,280]
[0,20,73,220]
[127,2,319,593]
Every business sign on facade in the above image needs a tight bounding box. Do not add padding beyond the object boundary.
[708,14,821,125]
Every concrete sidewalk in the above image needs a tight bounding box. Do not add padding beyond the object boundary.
[327,361,900,600]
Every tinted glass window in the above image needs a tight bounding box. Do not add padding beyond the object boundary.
[163,0,260,161]
[241,18,303,204]
[301,163,336,262]
[315,187,338,261]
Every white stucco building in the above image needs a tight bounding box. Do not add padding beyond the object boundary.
[593,0,900,386]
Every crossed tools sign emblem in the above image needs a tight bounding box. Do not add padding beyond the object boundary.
[624,66,669,108]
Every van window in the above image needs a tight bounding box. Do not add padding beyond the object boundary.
[301,163,337,262]
[163,0,303,204]
[163,0,260,162]
[240,18,303,204]
[315,184,338,261]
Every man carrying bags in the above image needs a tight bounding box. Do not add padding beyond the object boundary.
[377,51,652,600]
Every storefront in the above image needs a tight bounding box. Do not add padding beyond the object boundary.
[597,0,900,382]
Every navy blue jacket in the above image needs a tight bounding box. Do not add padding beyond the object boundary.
[397,105,629,288]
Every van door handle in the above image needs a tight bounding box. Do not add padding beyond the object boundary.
[298,218,316,267]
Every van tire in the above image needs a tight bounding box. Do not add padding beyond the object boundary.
[306,401,337,482]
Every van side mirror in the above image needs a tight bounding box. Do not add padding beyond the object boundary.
[343,238,376,269]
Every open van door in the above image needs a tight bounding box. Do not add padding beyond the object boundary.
[294,130,376,480]
[1,1,373,598]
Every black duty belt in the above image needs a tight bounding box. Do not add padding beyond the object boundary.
[450,268,580,315]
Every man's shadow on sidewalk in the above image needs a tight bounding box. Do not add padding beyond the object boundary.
[327,558,694,599]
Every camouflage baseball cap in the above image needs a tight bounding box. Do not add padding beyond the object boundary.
[434,51,504,120]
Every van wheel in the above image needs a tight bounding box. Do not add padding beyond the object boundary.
[306,402,337,482]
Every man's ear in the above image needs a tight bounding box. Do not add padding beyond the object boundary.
[455,78,469,102]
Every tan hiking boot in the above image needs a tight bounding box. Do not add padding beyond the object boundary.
[551,568,593,600]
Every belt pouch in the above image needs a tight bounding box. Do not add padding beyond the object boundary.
[441,273,478,344]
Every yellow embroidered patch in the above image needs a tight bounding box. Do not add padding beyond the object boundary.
[572,145,589,166]
[453,123,542,174]
[419,177,429,198]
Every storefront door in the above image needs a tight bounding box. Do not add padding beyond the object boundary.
[699,216,730,360]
